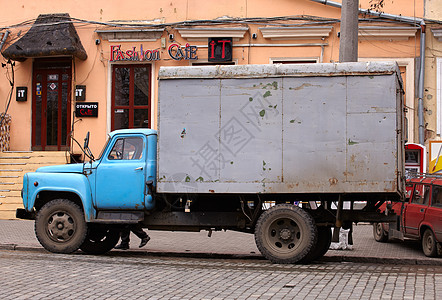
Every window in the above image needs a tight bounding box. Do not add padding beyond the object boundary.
[111,65,151,130]
[108,137,144,160]
[411,184,430,205]
[431,185,442,208]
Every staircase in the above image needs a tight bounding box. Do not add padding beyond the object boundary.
[0,151,70,219]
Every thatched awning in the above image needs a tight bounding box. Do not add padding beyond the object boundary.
[2,13,87,62]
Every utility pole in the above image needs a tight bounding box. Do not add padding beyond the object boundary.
[339,0,359,62]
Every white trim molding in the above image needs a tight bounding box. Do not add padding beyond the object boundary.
[96,29,164,42]
[437,57,442,135]
[259,26,333,40]
[176,27,248,41]
[358,26,418,41]
[433,28,442,42]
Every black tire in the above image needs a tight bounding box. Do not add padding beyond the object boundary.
[35,199,87,254]
[422,228,438,257]
[255,204,317,264]
[373,222,388,242]
[299,226,332,264]
[80,224,120,255]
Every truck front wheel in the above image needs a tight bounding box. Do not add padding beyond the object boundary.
[35,199,87,254]
[255,204,317,264]
[80,224,120,255]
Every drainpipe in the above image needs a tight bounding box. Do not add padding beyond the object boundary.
[310,0,426,145]
[0,30,10,52]
[418,22,426,145]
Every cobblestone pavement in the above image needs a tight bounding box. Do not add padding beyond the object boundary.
[1,250,441,300]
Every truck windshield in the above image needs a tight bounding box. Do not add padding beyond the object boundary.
[96,136,110,161]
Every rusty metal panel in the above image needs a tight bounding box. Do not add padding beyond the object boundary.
[157,62,403,194]
[282,76,347,191]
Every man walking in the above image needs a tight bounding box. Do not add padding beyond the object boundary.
[115,224,150,250]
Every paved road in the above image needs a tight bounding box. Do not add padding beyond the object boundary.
[1,220,441,265]
[1,250,441,300]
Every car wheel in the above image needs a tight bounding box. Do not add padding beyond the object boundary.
[422,228,438,257]
[373,222,388,242]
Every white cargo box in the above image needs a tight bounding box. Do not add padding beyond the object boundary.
[157,62,404,195]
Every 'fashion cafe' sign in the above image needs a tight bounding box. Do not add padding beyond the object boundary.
[110,44,198,62]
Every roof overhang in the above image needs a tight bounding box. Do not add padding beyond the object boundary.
[2,13,87,62]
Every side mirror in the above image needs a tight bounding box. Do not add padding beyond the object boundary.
[84,132,90,149]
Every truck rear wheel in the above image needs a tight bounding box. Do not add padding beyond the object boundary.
[80,224,120,255]
[35,199,87,254]
[299,226,332,264]
[255,204,317,264]
[422,228,438,257]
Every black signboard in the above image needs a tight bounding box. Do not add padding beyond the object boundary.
[76,85,86,101]
[208,37,232,62]
[76,102,98,117]
[16,87,27,101]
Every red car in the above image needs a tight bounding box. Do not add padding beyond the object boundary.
[373,176,442,257]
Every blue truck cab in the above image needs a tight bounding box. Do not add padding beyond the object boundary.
[17,129,158,254]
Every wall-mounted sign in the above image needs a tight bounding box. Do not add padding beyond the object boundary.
[76,85,86,101]
[429,141,442,173]
[110,44,198,62]
[16,87,27,101]
[75,102,98,117]
[168,43,198,61]
[208,37,232,62]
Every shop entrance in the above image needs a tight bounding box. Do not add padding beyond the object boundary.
[111,64,151,130]
[32,59,72,151]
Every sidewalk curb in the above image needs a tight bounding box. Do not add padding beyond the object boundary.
[2,244,441,266]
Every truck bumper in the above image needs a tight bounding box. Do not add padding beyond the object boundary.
[16,208,35,220]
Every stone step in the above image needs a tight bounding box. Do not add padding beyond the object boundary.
[0,196,23,205]
[0,203,24,210]
[1,151,68,157]
[0,163,65,171]
[0,190,21,197]
[0,210,19,220]
[0,176,22,184]
[0,151,70,219]
[0,157,68,164]
[0,184,21,191]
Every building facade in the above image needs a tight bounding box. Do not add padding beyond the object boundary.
[0,0,430,158]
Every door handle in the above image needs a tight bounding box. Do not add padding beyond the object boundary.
[135,167,143,171]
[420,208,425,213]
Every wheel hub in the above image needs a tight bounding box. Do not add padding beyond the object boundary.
[47,212,75,242]
[279,228,292,240]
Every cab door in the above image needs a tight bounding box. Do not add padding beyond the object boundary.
[403,183,429,238]
[95,135,146,210]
